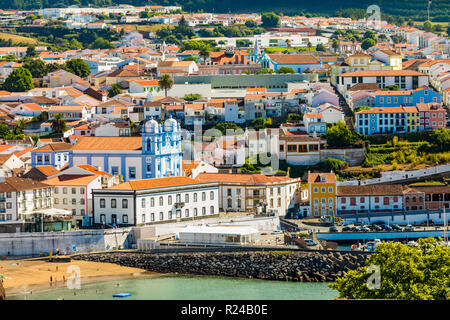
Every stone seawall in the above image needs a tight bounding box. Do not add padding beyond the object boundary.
[73,251,368,282]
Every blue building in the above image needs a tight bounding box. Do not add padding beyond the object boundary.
[31,119,183,181]
[68,118,183,181]
[31,142,72,170]
[304,114,327,135]
[375,87,441,108]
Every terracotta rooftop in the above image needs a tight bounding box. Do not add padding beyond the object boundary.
[33,142,72,152]
[0,177,50,192]
[43,174,100,186]
[35,165,60,177]
[308,172,336,183]
[337,184,404,196]
[197,173,296,184]
[72,137,142,151]
[268,54,320,65]
[110,176,205,190]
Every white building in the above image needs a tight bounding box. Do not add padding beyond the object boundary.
[336,70,429,95]
[0,177,53,233]
[42,165,113,228]
[92,176,219,227]
[196,173,301,216]
[336,185,405,215]
[178,225,260,245]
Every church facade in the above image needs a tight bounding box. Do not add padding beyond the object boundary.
[69,118,183,181]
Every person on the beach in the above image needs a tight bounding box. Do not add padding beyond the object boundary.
[50,275,53,286]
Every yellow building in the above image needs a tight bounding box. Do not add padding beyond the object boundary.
[308,172,337,217]
[404,106,419,132]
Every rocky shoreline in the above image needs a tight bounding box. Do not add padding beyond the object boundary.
[73,251,369,282]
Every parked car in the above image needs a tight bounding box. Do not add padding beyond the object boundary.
[305,239,318,246]
[404,224,414,232]
[353,221,363,226]
[369,225,382,231]
[391,224,402,231]
[359,226,371,232]
[372,221,386,225]
[290,233,298,238]
[342,226,352,232]
[271,230,282,234]
[329,226,338,232]
[380,224,393,231]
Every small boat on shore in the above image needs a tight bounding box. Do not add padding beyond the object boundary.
[113,293,131,298]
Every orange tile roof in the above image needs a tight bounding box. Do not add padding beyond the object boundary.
[268,54,320,65]
[72,136,142,151]
[14,146,35,158]
[339,70,426,77]
[375,90,412,96]
[20,103,44,111]
[197,173,295,184]
[35,165,60,177]
[357,107,408,114]
[0,145,14,153]
[110,176,205,190]
[182,160,200,177]
[308,172,336,183]
[131,79,160,86]
[34,142,72,152]
[43,174,100,186]
[77,164,112,177]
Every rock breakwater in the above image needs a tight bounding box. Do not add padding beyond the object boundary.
[73,251,369,282]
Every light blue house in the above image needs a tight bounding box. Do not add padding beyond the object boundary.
[375,87,441,108]
[304,114,327,135]
[31,142,72,170]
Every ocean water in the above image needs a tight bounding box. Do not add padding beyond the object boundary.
[9,274,338,300]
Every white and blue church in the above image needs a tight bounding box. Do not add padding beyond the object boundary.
[66,118,183,181]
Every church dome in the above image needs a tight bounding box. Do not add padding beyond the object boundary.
[145,118,159,133]
[164,117,178,132]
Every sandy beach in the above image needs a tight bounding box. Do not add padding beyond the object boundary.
[0,257,154,295]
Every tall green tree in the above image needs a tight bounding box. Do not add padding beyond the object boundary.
[361,38,376,50]
[252,117,267,130]
[0,123,12,138]
[330,238,450,300]
[14,119,27,135]
[199,46,211,63]
[261,12,281,28]
[158,74,173,97]
[51,113,67,135]
[2,67,34,92]
[325,121,360,147]
[23,59,47,78]
[423,20,433,32]
[64,59,90,78]
[26,46,36,57]
[108,83,122,98]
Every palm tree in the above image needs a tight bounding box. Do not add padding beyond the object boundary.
[331,38,339,53]
[307,41,312,51]
[14,119,27,135]
[51,113,66,135]
[199,46,210,64]
[158,74,173,97]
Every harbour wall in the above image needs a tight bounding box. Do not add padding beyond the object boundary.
[72,251,368,282]
[0,229,132,257]
[0,215,279,257]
